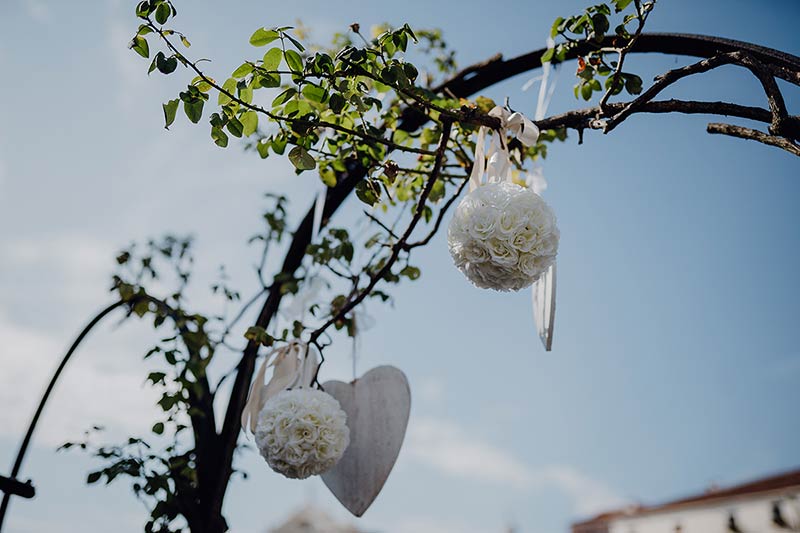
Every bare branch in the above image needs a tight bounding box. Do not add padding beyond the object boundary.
[707,123,800,157]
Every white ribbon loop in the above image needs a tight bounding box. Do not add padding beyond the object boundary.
[468,106,540,192]
[241,341,320,434]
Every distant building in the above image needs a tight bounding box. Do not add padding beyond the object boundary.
[572,469,800,533]
[268,504,364,533]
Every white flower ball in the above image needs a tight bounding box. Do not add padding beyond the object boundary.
[255,388,350,479]
[448,181,559,292]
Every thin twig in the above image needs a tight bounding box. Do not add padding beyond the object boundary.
[363,210,400,239]
[308,119,454,343]
[598,0,650,113]
[404,174,470,249]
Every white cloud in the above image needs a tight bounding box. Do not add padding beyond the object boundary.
[0,311,160,448]
[406,416,627,516]
[537,465,629,516]
[1,234,116,308]
[407,416,534,488]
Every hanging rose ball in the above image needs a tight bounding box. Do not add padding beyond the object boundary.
[255,388,350,479]
[448,181,559,292]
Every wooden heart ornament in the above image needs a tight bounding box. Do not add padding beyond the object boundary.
[321,365,411,517]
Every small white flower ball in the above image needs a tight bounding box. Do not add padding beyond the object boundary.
[255,388,350,479]
[448,181,559,292]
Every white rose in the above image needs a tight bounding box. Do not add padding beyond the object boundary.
[466,205,500,241]
[255,388,350,479]
[448,182,560,292]
[486,237,519,266]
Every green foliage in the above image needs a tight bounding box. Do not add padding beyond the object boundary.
[542,1,653,102]
[76,2,595,530]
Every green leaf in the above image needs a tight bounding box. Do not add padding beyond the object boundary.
[87,472,102,484]
[211,126,229,147]
[184,99,204,123]
[301,83,327,103]
[319,167,337,187]
[154,2,170,24]
[227,117,244,138]
[239,85,253,104]
[256,140,270,158]
[284,49,303,73]
[272,136,287,154]
[613,0,634,11]
[219,78,237,105]
[257,73,281,88]
[550,17,565,38]
[152,422,165,435]
[329,92,346,113]
[241,111,258,136]
[147,371,166,384]
[232,62,253,79]
[284,33,305,52]
[272,88,296,107]
[148,51,162,74]
[580,81,593,101]
[624,73,643,95]
[190,75,213,92]
[129,35,150,58]
[180,35,191,48]
[400,266,421,280]
[591,14,609,39]
[162,99,179,129]
[288,146,316,170]
[135,1,151,17]
[541,48,555,63]
[262,47,283,70]
[249,28,279,47]
[355,180,380,206]
[403,63,418,83]
[156,54,177,74]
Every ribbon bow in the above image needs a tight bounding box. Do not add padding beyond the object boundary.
[241,341,320,434]
[469,106,540,192]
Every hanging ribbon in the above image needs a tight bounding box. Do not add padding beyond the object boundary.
[280,190,328,322]
[241,341,320,434]
[469,106,540,191]
[526,49,559,352]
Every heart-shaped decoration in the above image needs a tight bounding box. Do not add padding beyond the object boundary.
[321,365,411,517]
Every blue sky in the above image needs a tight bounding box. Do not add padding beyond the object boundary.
[0,0,798,532]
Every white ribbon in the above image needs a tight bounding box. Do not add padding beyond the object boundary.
[469,106,540,192]
[241,341,320,434]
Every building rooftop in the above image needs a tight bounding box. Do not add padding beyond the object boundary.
[573,467,800,532]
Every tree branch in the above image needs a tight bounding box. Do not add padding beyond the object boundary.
[308,119,454,344]
[603,51,797,137]
[206,32,800,524]
[706,123,800,157]
[598,0,650,113]
[404,174,470,250]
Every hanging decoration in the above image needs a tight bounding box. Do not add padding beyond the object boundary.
[241,341,351,480]
[448,106,560,292]
[321,365,411,517]
[527,48,559,351]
